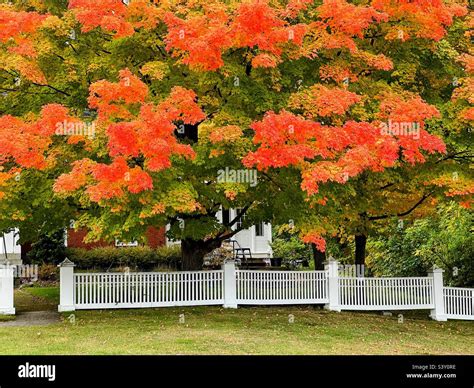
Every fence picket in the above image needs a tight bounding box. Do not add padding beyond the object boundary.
[444,287,474,320]
[337,277,435,310]
[235,270,328,305]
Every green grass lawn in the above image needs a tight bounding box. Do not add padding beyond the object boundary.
[14,286,59,312]
[0,287,472,355]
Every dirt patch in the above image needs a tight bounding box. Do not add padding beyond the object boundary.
[0,311,60,327]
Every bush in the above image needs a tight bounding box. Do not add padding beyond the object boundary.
[203,243,234,269]
[27,230,67,265]
[155,246,182,269]
[37,263,59,282]
[367,202,474,287]
[270,226,312,264]
[65,245,181,271]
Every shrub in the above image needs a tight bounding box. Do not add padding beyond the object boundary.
[155,246,182,269]
[203,244,234,269]
[65,245,181,271]
[37,263,59,282]
[270,226,312,264]
[367,202,474,287]
[27,230,67,265]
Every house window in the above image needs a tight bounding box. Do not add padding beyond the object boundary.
[236,208,246,229]
[255,222,264,237]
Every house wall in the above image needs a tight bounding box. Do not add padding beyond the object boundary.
[0,229,20,255]
[66,226,166,250]
[144,226,167,248]
[66,229,111,249]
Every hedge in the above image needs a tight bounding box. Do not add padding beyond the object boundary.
[65,246,181,271]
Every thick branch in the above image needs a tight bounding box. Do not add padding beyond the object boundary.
[368,192,433,221]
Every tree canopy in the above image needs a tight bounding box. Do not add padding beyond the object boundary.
[0,0,472,269]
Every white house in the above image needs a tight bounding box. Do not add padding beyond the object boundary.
[217,209,272,259]
[166,208,273,259]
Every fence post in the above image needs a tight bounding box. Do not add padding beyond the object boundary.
[58,258,75,312]
[0,265,15,315]
[222,260,237,308]
[324,258,341,312]
[428,266,447,321]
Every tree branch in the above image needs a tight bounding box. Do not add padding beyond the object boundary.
[436,150,472,164]
[368,192,434,221]
[31,83,70,96]
[226,203,252,229]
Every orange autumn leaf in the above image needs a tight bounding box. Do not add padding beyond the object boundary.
[0,7,47,42]
[289,85,362,118]
[208,125,243,144]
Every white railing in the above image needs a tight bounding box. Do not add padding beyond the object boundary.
[74,270,224,309]
[236,270,328,305]
[444,287,474,320]
[338,277,434,310]
[56,259,474,321]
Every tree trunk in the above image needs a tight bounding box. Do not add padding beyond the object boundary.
[311,243,326,270]
[355,234,367,267]
[180,238,221,271]
[21,241,32,263]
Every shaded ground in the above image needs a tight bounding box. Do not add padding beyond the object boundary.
[0,287,60,327]
[14,287,59,313]
[0,287,472,355]
[0,311,59,327]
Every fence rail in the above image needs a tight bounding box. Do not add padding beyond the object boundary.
[338,277,434,310]
[236,270,328,304]
[74,270,224,309]
[444,287,474,320]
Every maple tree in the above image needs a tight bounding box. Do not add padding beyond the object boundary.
[0,0,472,270]
[324,4,474,266]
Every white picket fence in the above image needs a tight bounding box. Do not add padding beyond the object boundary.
[338,277,434,310]
[444,287,474,320]
[236,270,327,305]
[0,266,15,315]
[53,259,474,322]
[74,271,224,309]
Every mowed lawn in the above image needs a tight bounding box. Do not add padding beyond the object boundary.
[0,287,472,355]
